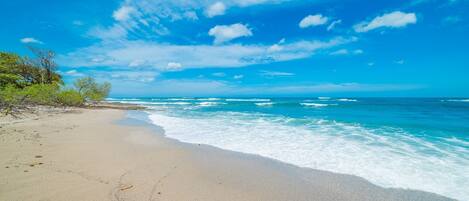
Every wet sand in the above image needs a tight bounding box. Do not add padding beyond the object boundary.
[0,108,454,201]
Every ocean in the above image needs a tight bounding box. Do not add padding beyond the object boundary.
[108,97,469,200]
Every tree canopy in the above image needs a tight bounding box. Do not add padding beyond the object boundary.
[74,77,111,102]
[0,48,112,114]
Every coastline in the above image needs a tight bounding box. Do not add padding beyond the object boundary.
[0,107,455,201]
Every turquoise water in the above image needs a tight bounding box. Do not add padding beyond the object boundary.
[109,97,469,200]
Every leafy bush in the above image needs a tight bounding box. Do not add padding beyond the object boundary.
[22,84,60,105]
[74,77,111,102]
[0,84,25,105]
[0,84,27,115]
[57,89,84,106]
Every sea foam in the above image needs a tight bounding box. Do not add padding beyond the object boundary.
[148,111,469,200]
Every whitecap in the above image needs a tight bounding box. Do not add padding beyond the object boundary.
[198,102,224,107]
[255,102,274,106]
[337,98,358,102]
[197,98,221,101]
[300,103,331,107]
[226,98,271,102]
[442,99,469,102]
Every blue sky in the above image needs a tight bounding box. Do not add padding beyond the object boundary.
[1,0,468,97]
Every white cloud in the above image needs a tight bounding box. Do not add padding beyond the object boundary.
[109,71,158,83]
[62,70,85,77]
[129,59,146,67]
[113,6,137,21]
[299,14,329,28]
[92,0,295,42]
[206,2,226,18]
[212,72,227,77]
[330,49,363,55]
[233,74,244,79]
[110,79,422,97]
[330,49,349,55]
[88,25,128,39]
[20,37,43,44]
[59,37,356,71]
[327,19,342,31]
[260,70,295,77]
[268,44,283,52]
[354,11,417,33]
[166,62,183,71]
[184,11,199,20]
[268,38,287,52]
[208,23,253,44]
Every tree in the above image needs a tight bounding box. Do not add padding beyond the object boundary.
[74,76,111,102]
[28,46,61,84]
[0,52,24,87]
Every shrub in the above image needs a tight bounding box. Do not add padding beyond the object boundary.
[22,84,60,105]
[0,84,27,115]
[0,84,25,105]
[74,77,111,102]
[57,89,84,106]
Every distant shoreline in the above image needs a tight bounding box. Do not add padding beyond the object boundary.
[0,106,455,201]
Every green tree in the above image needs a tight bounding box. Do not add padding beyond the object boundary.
[74,76,111,102]
[0,52,24,87]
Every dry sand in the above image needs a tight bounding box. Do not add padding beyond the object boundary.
[0,108,454,201]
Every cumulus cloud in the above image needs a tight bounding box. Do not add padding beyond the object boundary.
[20,37,43,44]
[206,2,226,17]
[208,23,253,44]
[299,14,329,28]
[91,0,295,42]
[354,11,417,33]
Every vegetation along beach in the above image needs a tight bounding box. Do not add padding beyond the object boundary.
[1,0,468,200]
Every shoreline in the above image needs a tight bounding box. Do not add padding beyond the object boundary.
[0,107,455,201]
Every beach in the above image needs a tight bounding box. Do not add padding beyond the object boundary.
[0,107,455,201]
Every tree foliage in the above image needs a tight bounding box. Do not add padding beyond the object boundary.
[74,76,111,102]
[0,48,111,114]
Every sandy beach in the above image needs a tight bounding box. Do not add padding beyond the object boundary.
[0,108,454,201]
